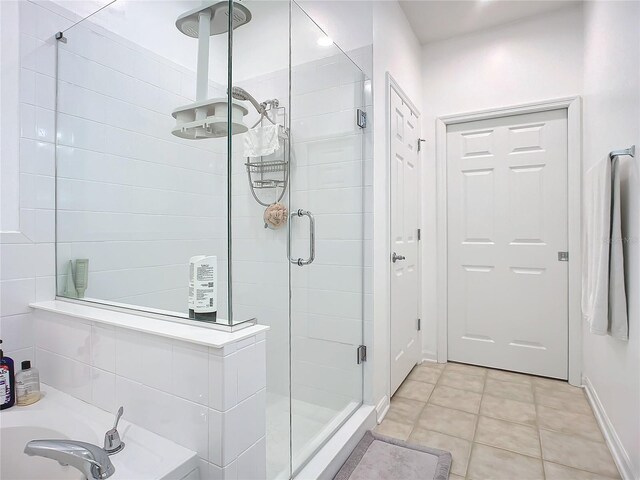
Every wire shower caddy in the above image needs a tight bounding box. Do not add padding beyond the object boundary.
[245,100,290,207]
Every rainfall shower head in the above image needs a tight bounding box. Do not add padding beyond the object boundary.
[230,86,265,114]
[176,1,252,38]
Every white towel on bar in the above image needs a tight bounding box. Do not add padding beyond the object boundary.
[243,124,281,158]
[582,155,628,340]
[608,156,628,339]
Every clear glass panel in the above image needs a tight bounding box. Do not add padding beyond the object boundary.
[289,2,367,473]
[227,1,292,477]
[55,1,233,324]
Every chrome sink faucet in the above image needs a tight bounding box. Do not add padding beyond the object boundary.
[24,439,115,479]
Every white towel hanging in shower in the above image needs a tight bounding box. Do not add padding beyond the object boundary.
[582,155,628,340]
[243,124,281,158]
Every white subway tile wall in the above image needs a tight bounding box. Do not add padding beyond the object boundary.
[34,309,267,477]
[0,1,73,367]
[53,10,230,317]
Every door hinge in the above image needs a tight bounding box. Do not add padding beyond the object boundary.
[417,318,421,331]
[356,109,367,129]
[417,228,421,241]
[357,345,367,364]
[558,251,569,262]
[418,138,426,152]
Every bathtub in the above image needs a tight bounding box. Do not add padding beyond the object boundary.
[0,385,198,480]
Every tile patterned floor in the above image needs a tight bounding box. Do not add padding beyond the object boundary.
[375,362,621,480]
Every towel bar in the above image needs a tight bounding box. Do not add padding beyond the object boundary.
[609,145,635,160]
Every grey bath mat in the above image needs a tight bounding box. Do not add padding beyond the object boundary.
[334,431,452,480]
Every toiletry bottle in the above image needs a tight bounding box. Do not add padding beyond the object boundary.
[188,255,217,322]
[74,259,89,298]
[16,360,41,406]
[0,340,16,410]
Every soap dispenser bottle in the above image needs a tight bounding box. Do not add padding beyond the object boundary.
[0,340,16,410]
[16,360,40,406]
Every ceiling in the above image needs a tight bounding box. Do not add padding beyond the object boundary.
[399,0,581,45]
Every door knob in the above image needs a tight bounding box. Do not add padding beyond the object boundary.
[392,252,405,263]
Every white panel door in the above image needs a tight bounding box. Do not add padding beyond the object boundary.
[390,88,421,395]
[447,109,569,379]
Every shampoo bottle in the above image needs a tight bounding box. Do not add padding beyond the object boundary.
[74,259,89,298]
[16,361,41,406]
[188,255,217,322]
[0,340,15,410]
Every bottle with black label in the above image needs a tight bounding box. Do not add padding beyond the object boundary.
[0,340,16,410]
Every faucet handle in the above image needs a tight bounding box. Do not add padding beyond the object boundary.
[104,406,125,455]
[112,406,124,430]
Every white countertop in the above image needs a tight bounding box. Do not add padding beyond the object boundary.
[30,300,269,349]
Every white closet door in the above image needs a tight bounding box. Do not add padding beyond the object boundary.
[390,88,421,394]
[447,109,569,379]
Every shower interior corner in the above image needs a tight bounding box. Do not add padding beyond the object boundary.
[53,0,372,479]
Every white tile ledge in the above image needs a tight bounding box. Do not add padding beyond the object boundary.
[30,300,269,349]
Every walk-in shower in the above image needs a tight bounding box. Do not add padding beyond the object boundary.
[54,0,372,477]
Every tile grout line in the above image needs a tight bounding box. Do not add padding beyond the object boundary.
[464,368,487,480]
[533,378,546,480]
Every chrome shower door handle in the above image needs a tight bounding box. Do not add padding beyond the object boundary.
[392,252,405,263]
[288,209,315,266]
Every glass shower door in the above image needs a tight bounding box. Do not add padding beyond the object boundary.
[289,3,367,473]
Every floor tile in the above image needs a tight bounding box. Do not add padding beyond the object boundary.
[535,388,593,415]
[408,365,441,384]
[537,404,604,442]
[374,418,413,441]
[480,394,537,426]
[475,415,541,457]
[438,370,485,393]
[420,361,446,371]
[445,362,487,377]
[449,475,464,480]
[485,378,534,403]
[533,376,584,396]
[395,380,435,402]
[417,404,477,440]
[385,397,425,425]
[467,443,544,480]
[429,385,482,414]
[539,429,620,478]
[544,461,619,480]
[408,428,471,477]
[487,369,533,385]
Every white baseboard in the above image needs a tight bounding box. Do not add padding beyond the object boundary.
[421,351,438,363]
[583,376,636,480]
[375,395,389,423]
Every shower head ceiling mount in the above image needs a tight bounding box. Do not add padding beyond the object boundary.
[176,1,252,37]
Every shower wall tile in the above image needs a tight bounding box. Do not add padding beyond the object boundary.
[31,3,230,315]
[34,310,267,471]
[36,348,93,403]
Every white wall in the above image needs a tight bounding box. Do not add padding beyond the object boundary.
[421,6,584,359]
[582,1,640,477]
[371,0,423,416]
